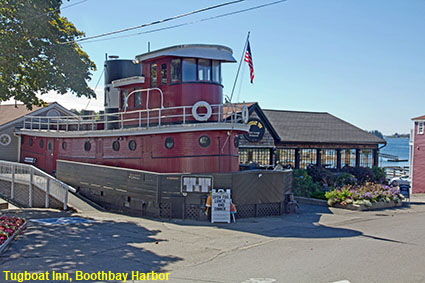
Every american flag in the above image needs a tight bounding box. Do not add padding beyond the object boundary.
[244,40,254,83]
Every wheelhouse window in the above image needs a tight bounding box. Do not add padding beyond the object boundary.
[212,60,221,83]
[182,59,197,81]
[170,59,181,82]
[198,59,211,81]
[150,64,157,87]
[175,58,222,83]
[161,64,167,85]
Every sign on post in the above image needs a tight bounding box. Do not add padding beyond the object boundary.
[211,189,231,223]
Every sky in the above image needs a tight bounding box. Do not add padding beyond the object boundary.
[36,0,425,135]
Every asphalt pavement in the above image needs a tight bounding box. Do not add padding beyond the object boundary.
[1,195,425,283]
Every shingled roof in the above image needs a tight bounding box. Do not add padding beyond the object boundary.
[262,109,386,145]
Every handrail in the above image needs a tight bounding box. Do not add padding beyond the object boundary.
[0,160,75,210]
[20,103,247,132]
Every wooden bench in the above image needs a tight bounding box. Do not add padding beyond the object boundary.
[23,157,36,164]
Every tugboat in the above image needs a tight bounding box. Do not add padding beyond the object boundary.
[17,44,249,174]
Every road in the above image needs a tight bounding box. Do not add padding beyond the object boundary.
[1,196,425,283]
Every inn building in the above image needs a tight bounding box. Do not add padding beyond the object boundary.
[232,103,386,169]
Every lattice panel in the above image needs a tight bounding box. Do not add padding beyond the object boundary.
[236,204,256,219]
[0,180,11,198]
[14,183,30,207]
[159,203,172,218]
[185,205,200,220]
[257,203,281,217]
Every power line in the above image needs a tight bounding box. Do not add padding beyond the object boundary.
[65,0,247,44]
[78,0,287,45]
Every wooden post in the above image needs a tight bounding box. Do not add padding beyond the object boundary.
[295,149,300,169]
[11,164,15,200]
[45,178,50,208]
[373,149,379,167]
[336,149,342,169]
[316,149,322,167]
[29,167,33,208]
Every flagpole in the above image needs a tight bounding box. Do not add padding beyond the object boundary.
[229,31,250,103]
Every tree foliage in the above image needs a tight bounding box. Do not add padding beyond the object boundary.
[0,0,96,109]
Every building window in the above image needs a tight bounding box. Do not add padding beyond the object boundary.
[165,137,174,149]
[112,140,120,151]
[418,122,424,134]
[182,59,197,81]
[199,135,211,148]
[276,149,295,168]
[170,59,181,83]
[341,149,356,167]
[134,90,142,107]
[198,59,211,81]
[161,63,167,85]
[238,148,270,166]
[128,140,137,151]
[360,149,372,167]
[121,90,127,109]
[299,149,317,169]
[0,134,11,146]
[321,149,337,168]
[150,64,157,87]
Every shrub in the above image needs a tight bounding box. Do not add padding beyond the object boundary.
[325,182,403,207]
[292,169,322,198]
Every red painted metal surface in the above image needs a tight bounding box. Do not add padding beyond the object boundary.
[20,130,242,175]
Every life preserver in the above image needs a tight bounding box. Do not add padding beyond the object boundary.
[241,105,249,123]
[192,101,212,121]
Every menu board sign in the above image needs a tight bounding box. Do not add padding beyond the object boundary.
[211,189,231,223]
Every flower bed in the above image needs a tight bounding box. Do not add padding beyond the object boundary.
[0,215,26,254]
[325,182,404,210]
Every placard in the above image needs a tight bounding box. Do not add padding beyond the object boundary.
[181,175,213,193]
[211,189,231,223]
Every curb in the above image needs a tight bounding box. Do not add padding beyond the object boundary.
[295,196,328,207]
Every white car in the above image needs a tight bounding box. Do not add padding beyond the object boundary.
[390,176,411,187]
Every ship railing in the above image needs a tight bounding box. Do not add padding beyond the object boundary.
[21,103,247,132]
[0,160,75,210]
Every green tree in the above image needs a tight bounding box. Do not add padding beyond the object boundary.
[0,0,96,109]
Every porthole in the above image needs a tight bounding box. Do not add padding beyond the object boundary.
[165,137,174,149]
[112,140,120,151]
[84,141,91,152]
[39,139,44,148]
[128,140,137,151]
[199,135,211,148]
[62,141,67,150]
[47,141,53,152]
[234,136,239,148]
[0,134,11,146]
[29,138,33,146]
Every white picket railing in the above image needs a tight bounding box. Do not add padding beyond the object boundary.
[21,103,248,132]
[0,160,75,210]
